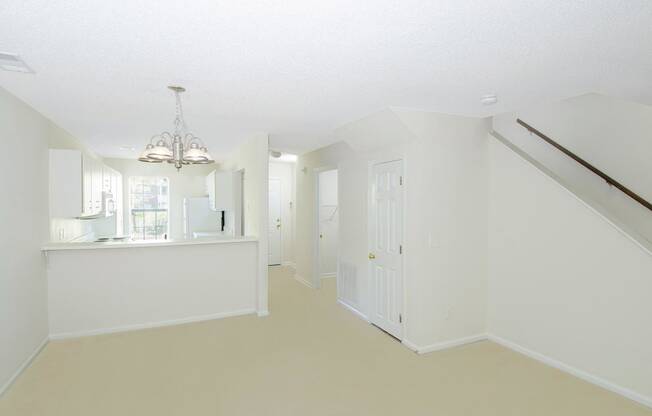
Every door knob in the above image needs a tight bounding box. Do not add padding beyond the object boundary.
[368,253,376,260]
[277,224,281,229]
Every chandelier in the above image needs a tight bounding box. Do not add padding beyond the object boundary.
[138,86,214,170]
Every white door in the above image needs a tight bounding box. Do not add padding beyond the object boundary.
[268,179,282,265]
[318,169,338,277]
[369,160,404,339]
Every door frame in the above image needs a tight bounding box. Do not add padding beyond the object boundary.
[268,177,282,266]
[236,168,245,236]
[367,157,406,339]
[312,166,338,289]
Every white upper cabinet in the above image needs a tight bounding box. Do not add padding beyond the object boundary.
[206,170,241,212]
[81,154,105,215]
[82,154,93,215]
[102,165,119,195]
[102,166,112,193]
[50,149,121,218]
[91,157,103,214]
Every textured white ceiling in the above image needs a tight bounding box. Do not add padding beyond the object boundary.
[1,0,651,158]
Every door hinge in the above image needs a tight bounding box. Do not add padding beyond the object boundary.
[399,245,403,254]
[399,176,403,186]
[399,314,402,323]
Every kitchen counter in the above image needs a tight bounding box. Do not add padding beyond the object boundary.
[42,236,258,251]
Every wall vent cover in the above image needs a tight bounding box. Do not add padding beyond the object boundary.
[0,52,34,73]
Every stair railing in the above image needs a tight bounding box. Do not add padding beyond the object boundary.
[517,118,652,212]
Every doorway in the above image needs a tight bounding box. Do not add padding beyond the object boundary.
[368,159,404,339]
[268,178,282,266]
[313,168,339,288]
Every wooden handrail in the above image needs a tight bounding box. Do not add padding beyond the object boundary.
[517,119,652,212]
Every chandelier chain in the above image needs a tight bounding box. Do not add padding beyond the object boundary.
[173,89,187,138]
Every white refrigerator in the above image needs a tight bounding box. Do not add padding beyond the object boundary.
[183,197,222,238]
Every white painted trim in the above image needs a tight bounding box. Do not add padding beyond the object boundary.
[257,310,270,317]
[401,339,421,353]
[268,177,283,266]
[312,166,338,290]
[402,334,488,354]
[49,309,257,340]
[0,336,49,397]
[320,272,336,279]
[281,261,296,269]
[294,273,314,289]
[337,299,368,322]
[488,334,652,409]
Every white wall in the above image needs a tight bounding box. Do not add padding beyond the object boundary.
[296,109,490,349]
[318,169,338,276]
[49,215,114,242]
[319,169,338,206]
[222,134,270,315]
[47,242,258,338]
[390,110,490,348]
[493,93,652,243]
[488,134,652,405]
[104,158,215,240]
[269,161,295,266]
[0,88,50,393]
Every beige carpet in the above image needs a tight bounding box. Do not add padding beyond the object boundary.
[1,266,649,415]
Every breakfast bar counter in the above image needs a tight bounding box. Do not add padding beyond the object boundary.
[42,236,257,251]
[44,236,261,339]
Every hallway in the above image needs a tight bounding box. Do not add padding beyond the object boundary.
[0,266,649,415]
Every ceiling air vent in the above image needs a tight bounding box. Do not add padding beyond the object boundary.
[0,52,34,73]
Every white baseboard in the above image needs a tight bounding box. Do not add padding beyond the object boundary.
[401,339,420,352]
[320,272,336,279]
[281,261,296,270]
[488,334,652,409]
[403,334,488,354]
[337,299,368,322]
[257,310,270,317]
[49,309,257,340]
[294,274,314,288]
[0,336,49,397]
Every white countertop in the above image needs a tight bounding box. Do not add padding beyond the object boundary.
[42,236,258,251]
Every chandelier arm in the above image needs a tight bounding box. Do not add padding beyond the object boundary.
[183,133,192,149]
[160,132,174,146]
[184,134,204,149]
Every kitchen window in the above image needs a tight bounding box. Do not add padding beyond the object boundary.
[128,176,169,240]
